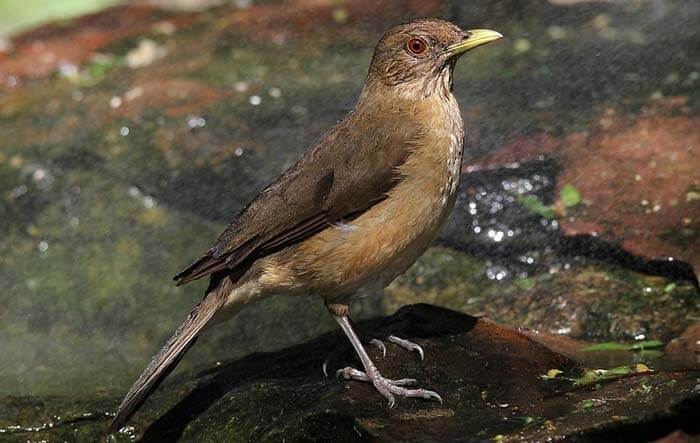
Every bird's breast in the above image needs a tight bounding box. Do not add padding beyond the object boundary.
[259,94,465,297]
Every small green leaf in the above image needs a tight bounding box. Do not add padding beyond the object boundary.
[635,363,653,373]
[663,283,677,293]
[629,340,663,351]
[582,340,663,352]
[582,342,629,351]
[515,416,537,425]
[581,399,595,409]
[540,369,563,380]
[521,195,555,219]
[515,277,536,291]
[560,184,582,207]
[573,366,632,385]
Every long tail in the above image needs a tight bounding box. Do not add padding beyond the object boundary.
[111,288,227,432]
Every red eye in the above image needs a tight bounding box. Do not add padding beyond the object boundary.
[406,37,427,55]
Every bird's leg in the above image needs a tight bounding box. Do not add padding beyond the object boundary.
[327,304,442,407]
[322,333,385,377]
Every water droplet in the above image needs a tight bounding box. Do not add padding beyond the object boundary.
[235,147,244,157]
[124,86,143,101]
[187,115,207,128]
[486,266,508,281]
[268,87,282,98]
[487,229,505,242]
[234,81,249,92]
[120,126,130,136]
[32,168,46,181]
[110,96,123,108]
[57,61,78,77]
[249,95,262,106]
[38,241,49,253]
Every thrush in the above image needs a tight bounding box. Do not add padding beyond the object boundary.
[112,18,502,430]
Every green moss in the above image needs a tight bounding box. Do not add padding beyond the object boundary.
[385,248,699,342]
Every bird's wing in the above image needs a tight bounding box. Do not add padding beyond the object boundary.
[174,109,419,285]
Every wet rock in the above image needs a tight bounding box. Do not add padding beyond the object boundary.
[666,324,700,367]
[655,430,693,443]
[555,112,699,276]
[0,5,197,80]
[385,248,699,342]
[0,0,698,428]
[0,305,697,442]
[458,108,700,279]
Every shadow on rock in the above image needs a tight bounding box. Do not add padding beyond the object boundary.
[131,304,698,442]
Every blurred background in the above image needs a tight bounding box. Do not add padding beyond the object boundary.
[0,0,121,37]
[0,0,697,403]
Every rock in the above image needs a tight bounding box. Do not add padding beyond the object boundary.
[385,248,700,342]
[0,1,698,437]
[463,110,700,277]
[0,304,697,442]
[666,324,700,367]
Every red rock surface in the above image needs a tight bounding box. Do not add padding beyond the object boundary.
[469,101,700,274]
[0,5,196,81]
[666,323,700,367]
[0,0,443,84]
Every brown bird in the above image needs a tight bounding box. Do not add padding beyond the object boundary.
[112,18,502,430]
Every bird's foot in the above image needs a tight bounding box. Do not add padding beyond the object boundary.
[322,336,424,376]
[336,366,442,407]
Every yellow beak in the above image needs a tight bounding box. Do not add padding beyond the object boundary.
[446,29,503,56]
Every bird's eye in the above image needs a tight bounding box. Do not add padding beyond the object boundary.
[406,37,427,55]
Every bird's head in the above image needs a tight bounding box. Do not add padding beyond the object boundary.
[365,19,502,98]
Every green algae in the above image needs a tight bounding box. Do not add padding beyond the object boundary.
[385,247,699,342]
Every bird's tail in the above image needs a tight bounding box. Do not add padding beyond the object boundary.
[110,289,226,432]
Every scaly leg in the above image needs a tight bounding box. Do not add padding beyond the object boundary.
[322,337,386,377]
[327,304,442,407]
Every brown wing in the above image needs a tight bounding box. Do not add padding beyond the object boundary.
[174,106,420,286]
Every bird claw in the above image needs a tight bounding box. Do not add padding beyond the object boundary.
[387,335,425,360]
[323,335,425,377]
[322,355,332,377]
[336,366,440,406]
[369,339,387,358]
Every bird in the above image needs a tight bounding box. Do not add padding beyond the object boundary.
[111,18,502,431]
